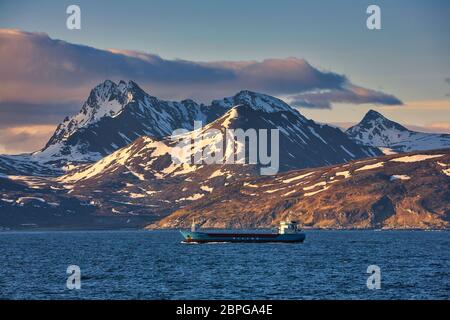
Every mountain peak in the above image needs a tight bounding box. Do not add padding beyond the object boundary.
[357,109,407,132]
[126,80,145,93]
[39,80,221,163]
[363,109,384,120]
[212,90,294,114]
[88,80,145,99]
[90,79,118,98]
[346,109,450,153]
[233,89,257,98]
[117,80,127,91]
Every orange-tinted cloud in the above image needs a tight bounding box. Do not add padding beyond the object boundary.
[398,100,450,111]
[0,29,401,106]
[0,125,56,154]
[426,122,450,132]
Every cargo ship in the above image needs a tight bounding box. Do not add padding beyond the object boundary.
[180,220,305,243]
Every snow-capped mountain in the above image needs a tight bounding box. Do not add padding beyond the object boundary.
[346,110,450,153]
[51,96,380,217]
[205,99,381,171]
[37,80,226,163]
[0,82,380,176]
[60,93,381,184]
[0,80,228,176]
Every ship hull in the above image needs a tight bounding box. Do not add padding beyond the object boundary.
[180,231,305,243]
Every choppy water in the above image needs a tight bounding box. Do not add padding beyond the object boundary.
[0,230,449,299]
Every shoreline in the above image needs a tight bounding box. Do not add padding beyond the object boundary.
[1,226,448,232]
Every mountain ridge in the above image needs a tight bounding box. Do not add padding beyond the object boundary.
[149,148,450,230]
[2,148,448,230]
[346,109,450,153]
[0,81,381,176]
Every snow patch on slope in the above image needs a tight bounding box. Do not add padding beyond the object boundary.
[355,162,384,171]
[390,154,443,163]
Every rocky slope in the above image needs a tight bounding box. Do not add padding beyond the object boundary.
[150,148,450,230]
[346,110,450,153]
[0,175,96,229]
[2,148,448,229]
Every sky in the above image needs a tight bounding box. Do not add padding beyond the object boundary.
[0,0,449,153]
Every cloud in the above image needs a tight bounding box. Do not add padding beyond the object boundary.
[0,29,401,106]
[0,29,233,103]
[400,123,450,134]
[0,101,80,128]
[286,85,403,109]
[425,122,450,133]
[396,99,450,111]
[0,125,56,154]
[0,99,79,154]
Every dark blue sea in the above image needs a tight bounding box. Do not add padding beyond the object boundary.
[0,230,449,300]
